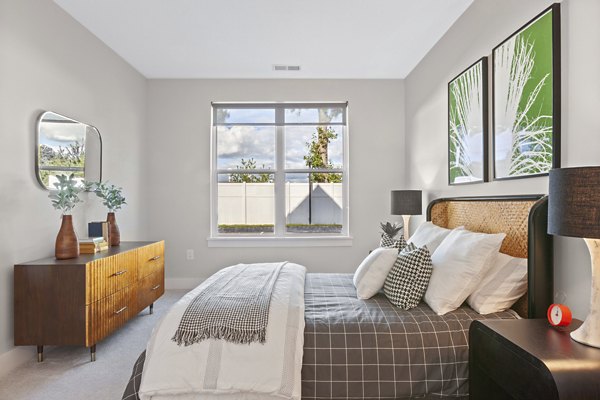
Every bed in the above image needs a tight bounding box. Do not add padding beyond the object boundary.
[122,195,553,400]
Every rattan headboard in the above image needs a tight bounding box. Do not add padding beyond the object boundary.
[426,195,553,318]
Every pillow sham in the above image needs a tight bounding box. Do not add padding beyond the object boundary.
[380,233,407,249]
[353,247,399,299]
[384,243,433,309]
[407,222,455,254]
[424,228,506,315]
[467,252,528,314]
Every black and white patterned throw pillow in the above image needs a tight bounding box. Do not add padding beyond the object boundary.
[380,233,407,250]
[383,244,433,309]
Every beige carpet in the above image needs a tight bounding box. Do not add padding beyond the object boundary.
[0,290,186,400]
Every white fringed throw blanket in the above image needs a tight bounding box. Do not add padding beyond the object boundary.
[172,262,284,346]
[139,262,306,400]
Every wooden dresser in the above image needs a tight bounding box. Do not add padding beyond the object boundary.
[14,241,165,362]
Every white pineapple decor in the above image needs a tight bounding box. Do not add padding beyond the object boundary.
[380,222,407,249]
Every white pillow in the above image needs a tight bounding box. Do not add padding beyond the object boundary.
[407,221,455,254]
[467,252,528,314]
[353,248,399,299]
[424,229,506,315]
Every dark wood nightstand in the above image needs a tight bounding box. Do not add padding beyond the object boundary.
[469,319,600,399]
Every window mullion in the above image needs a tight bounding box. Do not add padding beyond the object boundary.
[274,109,286,236]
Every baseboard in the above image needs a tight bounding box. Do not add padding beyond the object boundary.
[165,278,203,290]
[0,346,33,377]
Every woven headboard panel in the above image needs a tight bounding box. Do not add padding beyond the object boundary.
[426,195,554,318]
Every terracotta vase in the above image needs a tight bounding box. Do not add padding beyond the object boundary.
[107,212,120,246]
[55,215,79,260]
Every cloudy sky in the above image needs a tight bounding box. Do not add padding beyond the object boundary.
[217,125,343,171]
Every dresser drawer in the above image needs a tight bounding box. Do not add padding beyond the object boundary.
[137,271,165,312]
[138,241,164,279]
[86,285,136,345]
[86,250,138,304]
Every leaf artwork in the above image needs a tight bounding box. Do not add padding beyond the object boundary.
[494,9,555,178]
[449,61,485,184]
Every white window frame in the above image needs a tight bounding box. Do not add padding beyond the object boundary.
[208,102,351,247]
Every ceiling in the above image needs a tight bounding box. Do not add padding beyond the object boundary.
[54,0,473,79]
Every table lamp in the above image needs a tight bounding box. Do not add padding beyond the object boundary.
[548,166,600,348]
[391,190,422,239]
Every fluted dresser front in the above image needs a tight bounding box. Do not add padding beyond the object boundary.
[14,241,165,362]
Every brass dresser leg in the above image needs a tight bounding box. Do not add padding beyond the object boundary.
[150,303,154,315]
[90,345,96,362]
[37,345,43,362]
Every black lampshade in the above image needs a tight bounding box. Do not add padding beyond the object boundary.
[391,190,422,216]
[548,167,600,239]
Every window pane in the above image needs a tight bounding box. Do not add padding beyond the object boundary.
[217,126,275,170]
[285,126,344,169]
[217,174,274,234]
[285,173,343,233]
[216,108,275,124]
[284,108,344,124]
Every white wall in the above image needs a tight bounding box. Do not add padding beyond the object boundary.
[0,0,147,362]
[405,0,600,318]
[144,79,405,284]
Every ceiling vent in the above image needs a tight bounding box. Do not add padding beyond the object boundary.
[273,64,301,71]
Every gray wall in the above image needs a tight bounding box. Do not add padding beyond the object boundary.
[0,0,148,358]
[405,0,600,318]
[144,79,406,285]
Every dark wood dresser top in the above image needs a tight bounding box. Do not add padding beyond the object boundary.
[15,241,161,266]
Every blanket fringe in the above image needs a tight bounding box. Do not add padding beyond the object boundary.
[172,326,267,346]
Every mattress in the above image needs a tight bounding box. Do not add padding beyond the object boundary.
[123,273,518,400]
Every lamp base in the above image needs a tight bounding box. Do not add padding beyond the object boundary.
[570,238,600,348]
[402,215,411,239]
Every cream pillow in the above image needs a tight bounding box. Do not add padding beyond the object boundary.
[467,252,528,314]
[407,221,455,254]
[353,248,399,299]
[424,229,506,315]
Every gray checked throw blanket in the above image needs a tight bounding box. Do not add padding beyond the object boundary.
[172,262,285,346]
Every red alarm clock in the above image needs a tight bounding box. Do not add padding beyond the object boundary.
[547,304,572,327]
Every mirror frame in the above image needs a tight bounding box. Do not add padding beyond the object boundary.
[35,111,103,190]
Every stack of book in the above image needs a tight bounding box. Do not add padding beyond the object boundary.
[80,237,109,254]
[88,221,110,244]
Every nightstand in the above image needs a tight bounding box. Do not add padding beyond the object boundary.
[469,319,600,399]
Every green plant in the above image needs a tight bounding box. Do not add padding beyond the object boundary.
[87,181,127,212]
[304,126,342,183]
[230,158,273,183]
[380,221,403,238]
[48,174,82,215]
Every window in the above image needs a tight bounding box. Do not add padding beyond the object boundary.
[210,102,349,242]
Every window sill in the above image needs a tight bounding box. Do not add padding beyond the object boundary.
[207,235,353,248]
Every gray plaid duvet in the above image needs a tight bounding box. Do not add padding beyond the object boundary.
[123,273,518,400]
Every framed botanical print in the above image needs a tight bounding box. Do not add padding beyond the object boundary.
[448,57,488,185]
[493,3,561,180]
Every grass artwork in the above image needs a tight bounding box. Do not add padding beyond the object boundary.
[448,58,488,185]
[493,5,560,179]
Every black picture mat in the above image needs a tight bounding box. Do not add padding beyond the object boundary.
[447,57,489,185]
[492,3,561,181]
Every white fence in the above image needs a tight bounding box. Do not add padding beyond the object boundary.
[218,182,343,225]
